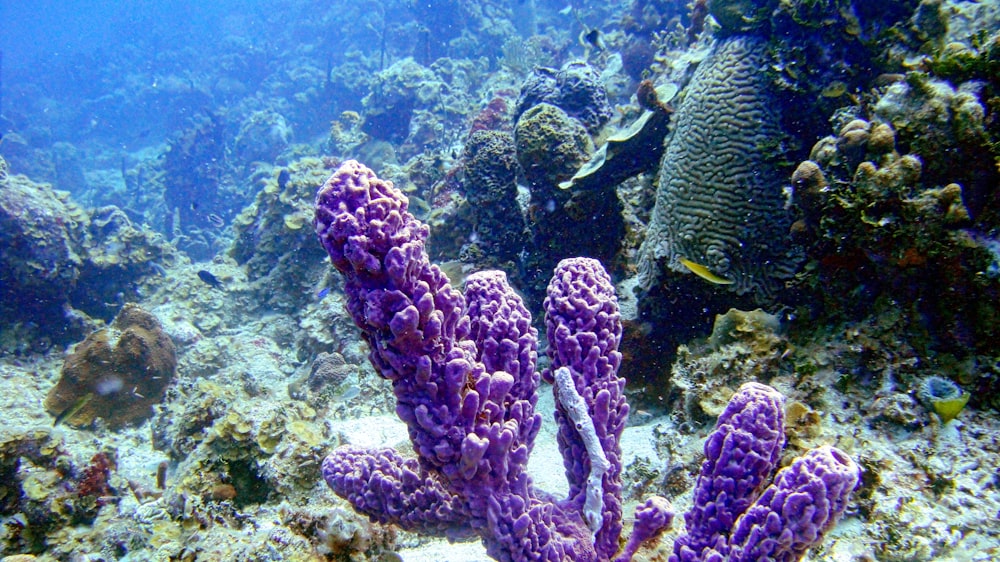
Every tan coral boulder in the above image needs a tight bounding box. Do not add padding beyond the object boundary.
[44,304,176,429]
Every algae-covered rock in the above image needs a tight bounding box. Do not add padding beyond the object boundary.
[514,102,594,191]
[229,157,335,312]
[233,110,293,166]
[514,61,613,134]
[44,304,177,429]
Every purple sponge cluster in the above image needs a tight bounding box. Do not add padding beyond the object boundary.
[314,160,860,562]
[670,383,860,562]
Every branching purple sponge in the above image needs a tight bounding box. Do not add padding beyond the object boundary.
[314,160,860,562]
[316,160,608,560]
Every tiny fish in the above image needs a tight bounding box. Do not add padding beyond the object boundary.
[821,80,848,98]
[874,73,905,87]
[316,287,331,300]
[206,213,225,228]
[678,258,734,285]
[438,259,469,288]
[197,270,224,289]
[53,392,94,427]
[579,28,606,52]
[277,168,291,190]
[336,385,361,402]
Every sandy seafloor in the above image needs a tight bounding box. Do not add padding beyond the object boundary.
[2,309,999,561]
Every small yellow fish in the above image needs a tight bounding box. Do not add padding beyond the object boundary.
[821,81,848,98]
[53,392,94,427]
[678,258,734,285]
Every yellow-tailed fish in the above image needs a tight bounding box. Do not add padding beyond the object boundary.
[53,392,94,427]
[678,258,734,285]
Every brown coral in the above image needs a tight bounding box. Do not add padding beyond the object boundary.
[44,304,176,429]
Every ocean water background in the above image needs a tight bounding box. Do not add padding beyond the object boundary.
[2,0,285,152]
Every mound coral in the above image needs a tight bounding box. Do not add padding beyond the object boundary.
[638,34,798,298]
[44,303,177,429]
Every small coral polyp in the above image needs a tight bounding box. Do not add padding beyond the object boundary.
[917,375,970,423]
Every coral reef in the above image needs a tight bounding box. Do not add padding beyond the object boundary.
[44,303,177,429]
[0,430,134,554]
[0,173,177,348]
[1,1,999,560]
[669,308,788,423]
[0,174,89,340]
[360,56,486,160]
[873,75,997,217]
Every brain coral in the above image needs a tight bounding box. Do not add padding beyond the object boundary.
[44,303,176,429]
[640,35,800,297]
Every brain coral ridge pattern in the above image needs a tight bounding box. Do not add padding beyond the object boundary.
[642,35,799,297]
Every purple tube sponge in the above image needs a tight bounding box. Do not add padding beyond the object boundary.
[314,161,859,562]
[543,257,628,556]
[320,446,473,539]
[670,383,859,562]
[728,445,860,562]
[315,160,490,491]
[614,496,674,562]
[672,382,786,561]
[465,269,542,457]
[315,161,607,561]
